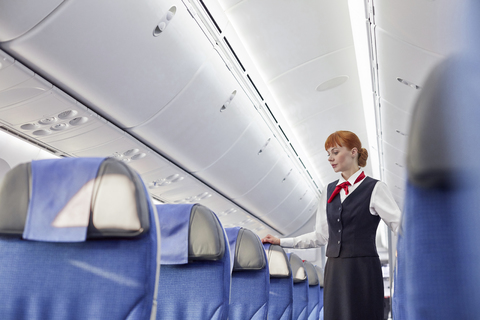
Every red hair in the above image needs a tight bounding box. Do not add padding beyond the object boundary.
[324,131,368,167]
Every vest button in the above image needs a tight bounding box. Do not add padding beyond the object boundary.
[338,229,341,232]
[338,207,341,211]
[337,219,340,222]
[337,241,340,244]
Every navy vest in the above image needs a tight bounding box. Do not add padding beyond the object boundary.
[326,176,380,258]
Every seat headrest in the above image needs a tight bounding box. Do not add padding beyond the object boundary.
[263,244,291,278]
[0,158,150,240]
[314,265,324,287]
[188,204,225,261]
[226,227,266,271]
[304,261,319,286]
[407,57,480,188]
[288,253,307,283]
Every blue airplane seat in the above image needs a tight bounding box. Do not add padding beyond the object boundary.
[263,243,293,320]
[392,231,405,320]
[314,265,324,312]
[398,45,480,318]
[304,262,320,320]
[226,227,269,320]
[288,253,308,320]
[155,204,230,319]
[0,157,161,320]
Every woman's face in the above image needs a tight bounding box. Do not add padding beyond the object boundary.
[326,145,357,173]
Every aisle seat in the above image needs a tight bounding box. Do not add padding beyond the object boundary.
[304,262,320,320]
[288,253,308,320]
[155,204,230,320]
[226,227,269,320]
[263,244,293,320]
[0,157,161,320]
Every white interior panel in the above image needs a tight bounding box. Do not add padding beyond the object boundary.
[374,0,465,56]
[234,157,302,216]
[380,99,411,154]
[3,0,215,128]
[0,77,51,110]
[383,169,406,201]
[40,119,122,153]
[130,51,257,172]
[74,135,164,175]
[219,0,354,80]
[293,101,368,156]
[268,46,361,126]
[195,114,281,198]
[0,0,64,42]
[382,142,407,181]
[262,182,315,232]
[284,199,318,234]
[376,27,444,114]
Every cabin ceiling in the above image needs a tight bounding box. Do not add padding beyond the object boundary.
[0,0,466,237]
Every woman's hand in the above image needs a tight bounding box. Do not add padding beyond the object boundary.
[261,234,280,245]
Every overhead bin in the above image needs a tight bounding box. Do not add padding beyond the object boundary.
[233,156,302,216]
[376,28,444,114]
[130,48,257,172]
[1,0,215,128]
[195,114,282,199]
[380,99,411,153]
[0,0,64,42]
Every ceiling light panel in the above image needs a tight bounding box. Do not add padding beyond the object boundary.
[217,0,354,80]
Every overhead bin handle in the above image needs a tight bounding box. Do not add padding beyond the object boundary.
[153,6,177,36]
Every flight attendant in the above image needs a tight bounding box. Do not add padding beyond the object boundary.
[262,130,401,320]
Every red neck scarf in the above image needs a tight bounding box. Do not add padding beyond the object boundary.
[327,171,366,203]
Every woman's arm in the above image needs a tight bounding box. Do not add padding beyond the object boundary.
[262,186,329,248]
[370,181,402,234]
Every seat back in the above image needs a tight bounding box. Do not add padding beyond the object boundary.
[398,39,480,318]
[314,265,324,311]
[304,262,320,320]
[155,204,230,319]
[0,158,161,320]
[263,244,293,320]
[226,227,269,320]
[288,253,308,320]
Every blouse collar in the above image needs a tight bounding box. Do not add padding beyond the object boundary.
[337,168,365,186]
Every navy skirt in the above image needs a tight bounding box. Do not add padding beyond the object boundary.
[323,256,384,320]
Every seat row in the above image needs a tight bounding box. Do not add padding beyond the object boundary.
[0,157,323,320]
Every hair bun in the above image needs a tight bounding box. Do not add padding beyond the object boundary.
[358,148,368,167]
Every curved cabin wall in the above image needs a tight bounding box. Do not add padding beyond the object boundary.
[0,0,318,236]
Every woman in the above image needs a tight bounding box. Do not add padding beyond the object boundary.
[262,130,401,320]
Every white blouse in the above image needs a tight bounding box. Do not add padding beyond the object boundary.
[280,169,402,249]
